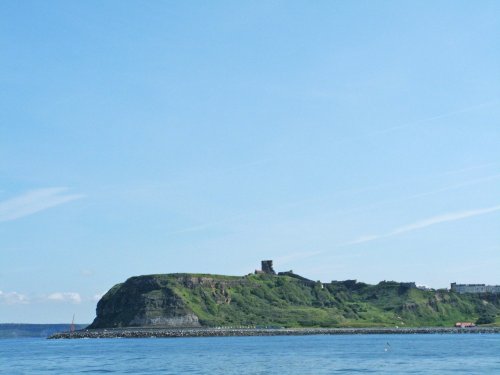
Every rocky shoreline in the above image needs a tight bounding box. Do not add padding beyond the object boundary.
[49,326,500,339]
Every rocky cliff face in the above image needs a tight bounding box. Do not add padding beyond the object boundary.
[89,275,202,328]
[89,273,500,329]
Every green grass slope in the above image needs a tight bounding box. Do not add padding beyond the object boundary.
[89,273,500,328]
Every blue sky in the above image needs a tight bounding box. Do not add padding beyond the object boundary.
[1,1,499,323]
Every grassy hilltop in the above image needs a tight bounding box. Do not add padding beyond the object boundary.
[89,273,500,329]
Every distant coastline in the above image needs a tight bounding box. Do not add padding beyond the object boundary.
[0,324,88,338]
[49,326,500,339]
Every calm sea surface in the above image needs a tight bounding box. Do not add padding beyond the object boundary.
[2,334,500,374]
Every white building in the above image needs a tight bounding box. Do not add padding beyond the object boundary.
[450,282,500,294]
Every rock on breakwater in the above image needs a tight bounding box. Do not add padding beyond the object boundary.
[49,326,500,339]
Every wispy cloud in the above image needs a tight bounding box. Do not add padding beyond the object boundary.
[406,174,500,201]
[80,269,94,277]
[0,290,29,305]
[0,188,84,222]
[346,204,500,246]
[369,99,498,136]
[443,162,500,176]
[345,235,380,246]
[391,206,500,235]
[166,164,500,238]
[1,290,103,305]
[47,292,82,304]
[344,173,500,217]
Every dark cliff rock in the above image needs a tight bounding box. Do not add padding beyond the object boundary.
[89,275,200,328]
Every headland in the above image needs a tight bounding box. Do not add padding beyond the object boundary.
[51,260,500,338]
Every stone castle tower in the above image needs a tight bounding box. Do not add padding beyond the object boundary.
[261,260,276,275]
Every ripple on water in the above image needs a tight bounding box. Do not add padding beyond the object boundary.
[1,334,500,374]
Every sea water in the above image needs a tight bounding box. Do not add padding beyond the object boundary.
[1,334,500,374]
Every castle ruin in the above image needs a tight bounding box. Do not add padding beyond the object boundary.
[260,260,276,275]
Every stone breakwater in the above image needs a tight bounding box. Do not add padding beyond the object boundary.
[49,326,500,339]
